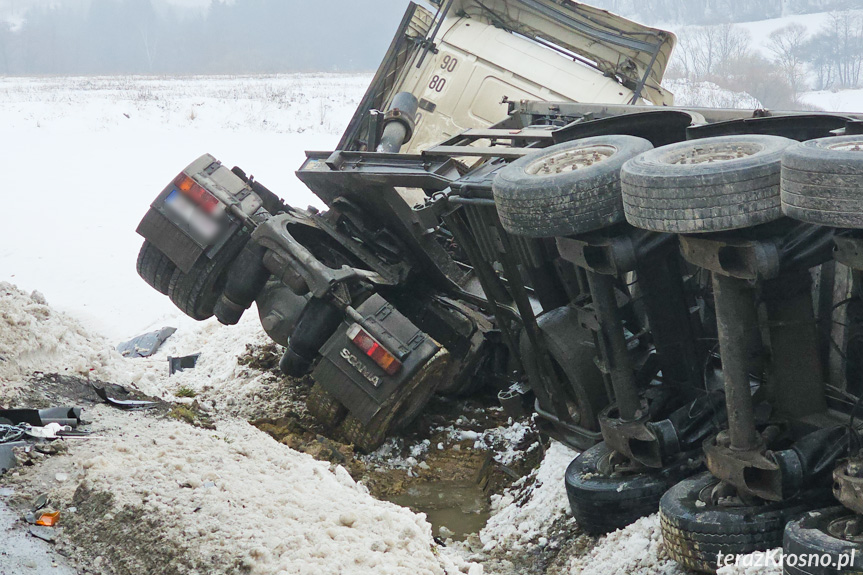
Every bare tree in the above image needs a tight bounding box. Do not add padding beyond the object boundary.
[804,11,863,90]
[672,23,751,81]
[767,23,809,99]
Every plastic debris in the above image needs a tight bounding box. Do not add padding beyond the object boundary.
[0,441,25,474]
[23,423,70,440]
[93,386,157,410]
[0,408,81,428]
[117,326,177,358]
[168,353,200,375]
[0,424,25,444]
[32,494,49,512]
[35,511,60,527]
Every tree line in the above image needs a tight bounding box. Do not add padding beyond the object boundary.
[667,11,863,109]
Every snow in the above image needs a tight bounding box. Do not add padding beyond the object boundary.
[479,441,577,553]
[663,79,761,109]
[0,279,477,575]
[0,282,126,402]
[0,74,370,342]
[800,89,863,113]
[69,410,473,575]
[662,11,840,59]
[563,515,681,575]
[663,10,863,112]
[735,12,837,57]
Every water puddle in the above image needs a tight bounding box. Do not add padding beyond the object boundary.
[385,479,490,540]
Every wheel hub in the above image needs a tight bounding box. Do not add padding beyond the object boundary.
[525,145,617,175]
[668,143,762,165]
[827,140,863,152]
[828,515,863,543]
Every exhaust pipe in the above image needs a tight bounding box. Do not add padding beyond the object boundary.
[376,92,419,153]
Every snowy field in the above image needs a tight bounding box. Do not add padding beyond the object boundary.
[0,74,370,341]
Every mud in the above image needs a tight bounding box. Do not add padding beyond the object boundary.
[64,486,214,575]
[246,345,544,545]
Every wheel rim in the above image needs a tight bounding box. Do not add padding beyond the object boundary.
[827,514,863,543]
[525,145,617,176]
[698,480,750,509]
[596,448,642,476]
[827,141,863,152]
[667,143,763,165]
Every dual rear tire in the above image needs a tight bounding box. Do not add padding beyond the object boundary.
[136,229,251,321]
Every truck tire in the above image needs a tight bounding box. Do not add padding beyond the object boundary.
[622,135,796,234]
[306,382,348,428]
[519,306,608,431]
[136,241,177,295]
[565,442,702,535]
[340,349,450,452]
[784,507,863,575]
[782,135,863,228]
[168,230,251,321]
[492,136,654,238]
[660,472,834,573]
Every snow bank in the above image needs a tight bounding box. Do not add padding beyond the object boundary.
[0,282,124,402]
[1,279,475,575]
[564,515,681,575]
[121,312,281,413]
[479,441,577,553]
[67,409,475,575]
[0,275,274,416]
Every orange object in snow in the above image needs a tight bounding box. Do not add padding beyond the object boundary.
[35,511,60,527]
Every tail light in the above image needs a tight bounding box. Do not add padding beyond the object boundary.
[346,323,402,375]
[174,174,220,214]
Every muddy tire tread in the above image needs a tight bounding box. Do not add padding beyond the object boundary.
[306,382,348,428]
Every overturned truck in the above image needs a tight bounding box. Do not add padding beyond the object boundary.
[134,1,863,573]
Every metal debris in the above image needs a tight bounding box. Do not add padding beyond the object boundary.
[117,326,177,358]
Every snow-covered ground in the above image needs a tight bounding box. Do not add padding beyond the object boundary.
[0,74,369,341]
[663,79,761,109]
[800,88,863,114]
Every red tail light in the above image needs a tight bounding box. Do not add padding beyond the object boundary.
[174,173,219,214]
[346,323,402,375]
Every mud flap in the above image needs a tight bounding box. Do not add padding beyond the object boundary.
[312,294,441,426]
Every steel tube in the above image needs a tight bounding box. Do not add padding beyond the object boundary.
[586,271,641,421]
[713,273,761,451]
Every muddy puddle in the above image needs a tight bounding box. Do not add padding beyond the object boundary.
[385,480,490,540]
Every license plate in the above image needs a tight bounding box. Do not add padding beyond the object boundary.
[165,190,220,241]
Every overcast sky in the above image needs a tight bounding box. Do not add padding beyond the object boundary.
[0,0,220,18]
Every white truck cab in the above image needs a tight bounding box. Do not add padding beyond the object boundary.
[337,0,676,155]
